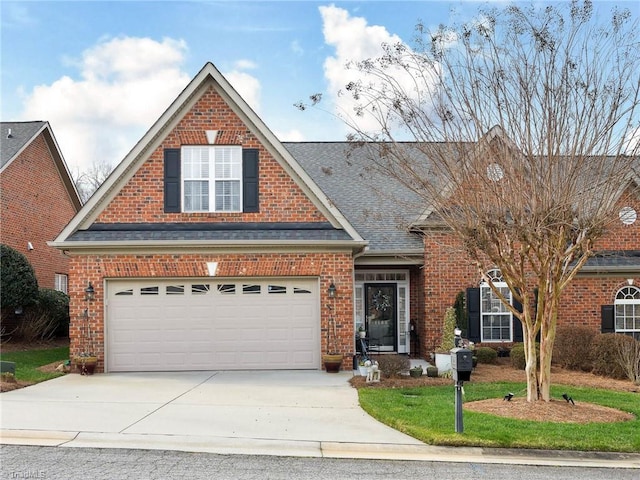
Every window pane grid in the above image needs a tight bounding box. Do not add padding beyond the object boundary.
[182,146,242,212]
[480,274,512,342]
[615,286,640,336]
[184,181,209,211]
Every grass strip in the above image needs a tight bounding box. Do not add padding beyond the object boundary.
[0,346,69,383]
[358,382,640,452]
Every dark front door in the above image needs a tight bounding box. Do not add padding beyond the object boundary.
[365,283,397,352]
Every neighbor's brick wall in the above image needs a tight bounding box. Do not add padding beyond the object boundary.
[69,252,354,372]
[0,133,77,289]
[97,84,326,224]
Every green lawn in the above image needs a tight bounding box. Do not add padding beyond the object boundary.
[0,346,69,383]
[358,382,640,452]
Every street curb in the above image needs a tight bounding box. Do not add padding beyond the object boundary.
[2,429,639,468]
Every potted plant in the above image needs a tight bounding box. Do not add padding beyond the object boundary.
[409,365,423,378]
[434,306,457,374]
[322,306,343,373]
[74,352,97,375]
[358,325,366,338]
[426,365,439,377]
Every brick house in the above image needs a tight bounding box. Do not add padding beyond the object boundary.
[52,63,639,373]
[1,121,82,293]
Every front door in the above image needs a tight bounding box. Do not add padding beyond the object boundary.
[365,283,397,352]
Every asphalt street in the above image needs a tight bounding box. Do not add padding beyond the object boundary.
[1,445,637,480]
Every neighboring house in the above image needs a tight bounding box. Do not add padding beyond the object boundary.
[51,63,639,373]
[1,121,82,294]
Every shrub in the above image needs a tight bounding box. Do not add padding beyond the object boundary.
[591,334,632,380]
[475,347,497,364]
[12,289,70,341]
[553,325,595,371]
[510,342,540,370]
[453,291,468,337]
[36,289,70,337]
[14,310,58,341]
[437,307,457,352]
[510,343,526,370]
[371,354,410,378]
[613,334,640,385]
[0,244,38,310]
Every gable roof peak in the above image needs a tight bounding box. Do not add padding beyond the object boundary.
[53,61,362,246]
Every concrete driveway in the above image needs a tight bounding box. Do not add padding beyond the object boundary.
[3,371,639,468]
[0,370,424,457]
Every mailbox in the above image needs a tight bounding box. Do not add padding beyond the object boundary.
[451,347,473,382]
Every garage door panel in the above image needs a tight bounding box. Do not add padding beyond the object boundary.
[107,278,319,372]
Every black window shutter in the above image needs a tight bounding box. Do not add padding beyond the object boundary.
[164,148,181,213]
[466,287,481,343]
[601,305,615,333]
[242,149,259,213]
[512,294,524,342]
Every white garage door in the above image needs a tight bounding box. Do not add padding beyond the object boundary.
[106,278,320,372]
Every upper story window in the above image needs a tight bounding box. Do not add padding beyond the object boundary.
[615,286,640,340]
[480,269,513,342]
[182,146,242,212]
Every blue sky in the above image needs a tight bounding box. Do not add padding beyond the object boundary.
[1,1,637,172]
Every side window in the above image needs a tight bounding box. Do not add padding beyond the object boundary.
[615,286,640,341]
[480,269,513,342]
[54,273,68,294]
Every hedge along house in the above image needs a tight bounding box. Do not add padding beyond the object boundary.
[52,62,640,373]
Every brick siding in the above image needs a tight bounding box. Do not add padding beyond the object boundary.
[69,252,354,372]
[0,133,77,289]
[420,187,640,354]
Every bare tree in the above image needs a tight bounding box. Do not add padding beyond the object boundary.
[309,1,640,401]
[71,159,114,203]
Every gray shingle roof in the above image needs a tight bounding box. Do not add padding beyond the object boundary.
[1,121,46,169]
[67,222,353,243]
[582,251,640,272]
[284,142,424,253]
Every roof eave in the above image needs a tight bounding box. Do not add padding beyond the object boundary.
[48,239,368,253]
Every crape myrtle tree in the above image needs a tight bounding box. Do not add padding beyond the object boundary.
[303,1,640,401]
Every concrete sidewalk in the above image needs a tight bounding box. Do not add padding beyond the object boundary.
[1,371,639,469]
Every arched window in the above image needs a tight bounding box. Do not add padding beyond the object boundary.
[480,269,513,342]
[615,286,640,340]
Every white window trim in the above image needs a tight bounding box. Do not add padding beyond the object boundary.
[614,286,640,338]
[480,270,513,343]
[54,273,68,294]
[181,145,243,213]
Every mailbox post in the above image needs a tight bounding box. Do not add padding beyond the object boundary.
[451,347,473,433]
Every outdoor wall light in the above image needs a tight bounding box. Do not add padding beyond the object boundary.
[84,282,95,302]
[327,282,337,298]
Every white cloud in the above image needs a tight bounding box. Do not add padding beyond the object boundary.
[319,5,439,135]
[233,59,258,70]
[274,128,306,141]
[19,36,191,172]
[223,69,262,113]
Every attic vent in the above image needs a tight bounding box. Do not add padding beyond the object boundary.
[205,130,218,144]
[7,128,12,138]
